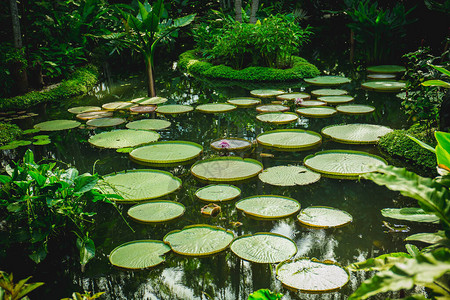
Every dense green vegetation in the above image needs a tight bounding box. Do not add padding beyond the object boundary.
[0,123,22,146]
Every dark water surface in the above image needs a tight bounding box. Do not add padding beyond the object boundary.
[1,61,431,299]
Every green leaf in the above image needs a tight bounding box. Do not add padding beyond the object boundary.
[348,252,411,271]
[381,207,440,223]
[421,80,450,88]
[362,165,450,228]
[435,131,450,171]
[77,236,95,268]
[405,244,421,257]
[406,134,436,153]
[405,231,447,244]
[348,248,450,300]
[29,243,48,264]
[0,175,11,184]
[28,171,47,187]
[74,174,98,194]
[16,280,45,299]
[248,289,283,300]
[137,1,149,23]
[23,150,34,164]
[172,14,196,28]
[429,64,450,77]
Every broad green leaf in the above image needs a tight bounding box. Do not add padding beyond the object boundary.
[406,134,436,153]
[196,103,236,113]
[405,231,447,244]
[0,175,12,184]
[248,289,283,300]
[88,129,159,149]
[77,236,95,268]
[361,81,406,92]
[405,244,421,257]
[137,1,149,23]
[421,80,450,88]
[435,131,450,170]
[172,14,196,28]
[191,157,263,182]
[348,252,411,271]
[236,196,301,220]
[15,279,44,299]
[258,165,321,186]
[127,200,185,223]
[348,248,450,300]
[257,129,322,150]
[362,165,450,228]
[74,174,98,194]
[130,141,202,165]
[321,124,391,144]
[23,149,34,164]
[297,206,353,228]
[430,64,450,76]
[195,184,241,202]
[34,120,81,131]
[109,240,170,269]
[381,207,440,223]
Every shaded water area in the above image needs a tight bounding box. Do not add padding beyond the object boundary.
[0,59,434,299]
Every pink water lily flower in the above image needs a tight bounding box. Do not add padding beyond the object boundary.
[219,140,231,148]
[294,97,304,105]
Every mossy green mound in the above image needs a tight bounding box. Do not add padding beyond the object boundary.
[178,50,320,82]
[0,123,22,146]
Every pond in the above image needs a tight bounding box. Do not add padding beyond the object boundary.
[0,59,429,300]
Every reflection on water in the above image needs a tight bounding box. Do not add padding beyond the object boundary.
[0,60,419,299]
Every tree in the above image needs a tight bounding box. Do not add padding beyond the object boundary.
[107,0,195,97]
[9,0,28,95]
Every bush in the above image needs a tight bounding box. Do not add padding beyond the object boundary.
[178,50,320,81]
[0,123,22,146]
[378,124,437,175]
[0,65,99,111]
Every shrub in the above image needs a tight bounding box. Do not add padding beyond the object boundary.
[0,123,22,146]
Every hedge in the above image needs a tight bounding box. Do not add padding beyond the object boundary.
[0,64,99,111]
[178,50,320,81]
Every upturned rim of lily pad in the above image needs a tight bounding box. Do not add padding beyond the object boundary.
[210,137,252,152]
[298,100,327,107]
[195,184,241,202]
[235,195,301,220]
[76,110,113,120]
[102,101,137,111]
[127,200,185,223]
[131,96,168,105]
[297,206,353,229]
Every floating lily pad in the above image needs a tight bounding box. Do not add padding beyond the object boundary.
[130,141,203,165]
[296,107,337,118]
[76,111,113,120]
[126,119,171,131]
[236,195,301,219]
[127,201,185,223]
[23,128,41,134]
[230,233,297,263]
[102,101,137,110]
[304,150,387,179]
[367,73,396,80]
[317,95,354,105]
[116,147,134,153]
[156,104,193,115]
[89,129,159,149]
[98,169,181,202]
[33,135,49,140]
[163,225,234,256]
[276,92,310,101]
[109,240,171,269]
[256,105,289,113]
[367,65,406,74]
[336,104,375,114]
[298,100,327,107]
[33,139,51,146]
[201,203,221,216]
[67,106,102,114]
[250,89,285,98]
[321,124,392,144]
[86,117,125,127]
[305,76,351,86]
[0,143,19,150]
[276,258,350,292]
[256,112,298,124]
[227,97,261,107]
[311,89,348,97]
[195,184,241,202]
[34,120,81,131]
[210,138,252,151]
[191,157,263,182]
[257,129,322,151]
[259,165,321,186]
[130,105,156,114]
[131,96,168,105]
[297,206,353,228]
[196,103,237,113]
[361,81,406,92]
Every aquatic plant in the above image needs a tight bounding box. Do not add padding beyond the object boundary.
[0,270,44,300]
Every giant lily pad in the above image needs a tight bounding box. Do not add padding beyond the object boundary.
[163,225,234,256]
[298,100,327,107]
[76,110,113,120]
[67,106,101,114]
[256,112,298,124]
[296,106,337,118]
[109,240,171,269]
[227,97,261,107]
[336,104,375,114]
[102,101,137,110]
[257,129,322,150]
[230,233,297,263]
[131,96,168,105]
[156,104,193,115]
[250,89,285,98]
[276,258,350,292]
[98,169,181,202]
[89,129,159,149]
[297,206,353,228]
[130,141,203,165]
[367,73,396,80]
[317,95,354,105]
[195,184,241,202]
[321,124,392,144]
[236,195,301,219]
[276,92,310,101]
[86,117,125,127]
[311,89,348,97]
[130,106,156,114]
[304,150,387,179]
[256,104,289,113]
[210,138,252,151]
[191,157,263,182]
[126,119,171,131]
[127,200,185,223]
[34,120,80,131]
[259,165,321,186]
[305,76,351,86]
[196,103,237,113]
[367,65,406,74]
[361,81,406,92]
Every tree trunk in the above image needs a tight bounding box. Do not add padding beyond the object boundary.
[9,0,28,95]
[235,0,242,23]
[146,56,156,97]
[249,0,259,24]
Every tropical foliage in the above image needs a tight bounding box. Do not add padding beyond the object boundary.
[0,271,44,300]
